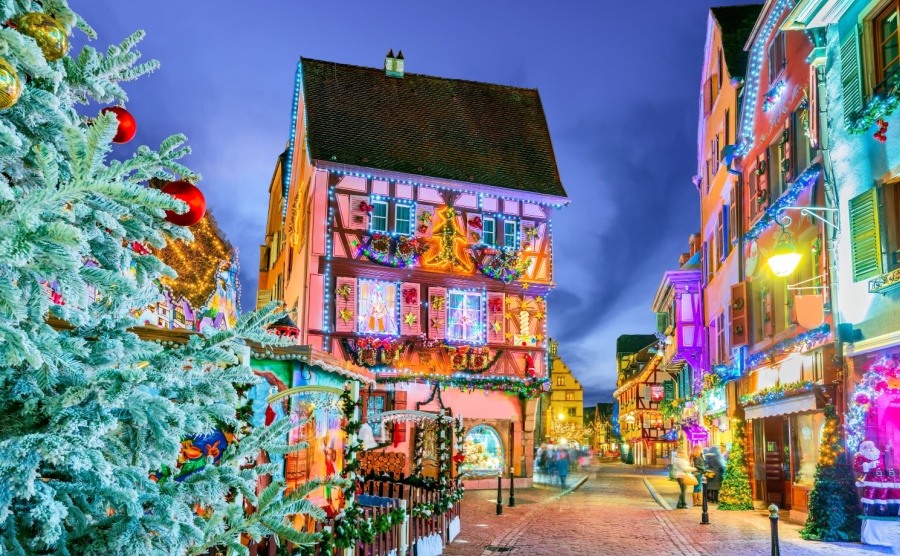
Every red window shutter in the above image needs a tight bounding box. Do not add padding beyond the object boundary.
[400,282,421,336]
[730,282,749,347]
[703,77,712,114]
[348,195,370,231]
[392,390,407,444]
[487,292,505,344]
[809,65,820,148]
[428,287,447,340]
[334,277,357,333]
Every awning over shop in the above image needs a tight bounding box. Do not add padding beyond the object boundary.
[743,392,820,420]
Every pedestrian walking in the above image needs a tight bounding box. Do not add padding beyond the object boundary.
[557,450,570,487]
[705,446,726,503]
[691,444,707,507]
[538,448,549,475]
[672,449,697,509]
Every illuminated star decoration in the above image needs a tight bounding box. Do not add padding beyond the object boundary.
[505,332,512,340]
[431,318,443,330]
[536,334,544,341]
[521,283,530,290]
[424,207,473,272]
[492,320,502,333]
[404,311,418,326]
[536,296,544,304]
[338,309,353,323]
[534,311,545,320]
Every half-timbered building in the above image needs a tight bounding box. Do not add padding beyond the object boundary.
[258,52,568,486]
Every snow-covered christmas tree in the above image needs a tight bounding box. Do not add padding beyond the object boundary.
[0,2,329,554]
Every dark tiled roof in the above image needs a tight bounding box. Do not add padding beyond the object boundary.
[269,314,300,330]
[615,334,657,355]
[300,57,567,199]
[710,4,764,79]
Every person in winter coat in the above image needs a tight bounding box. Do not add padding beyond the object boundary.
[704,446,726,503]
[672,449,697,509]
[557,450,570,487]
[691,444,707,507]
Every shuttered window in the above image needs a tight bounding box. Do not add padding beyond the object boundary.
[482,218,496,245]
[768,32,787,85]
[840,26,864,124]
[849,188,884,281]
[728,186,739,245]
[503,221,517,248]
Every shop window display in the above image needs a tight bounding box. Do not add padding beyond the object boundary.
[358,280,398,335]
[461,425,504,476]
[790,412,824,486]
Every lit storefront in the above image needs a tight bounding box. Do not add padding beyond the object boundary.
[742,350,830,517]
[460,425,505,477]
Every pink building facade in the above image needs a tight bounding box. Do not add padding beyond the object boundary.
[259,53,569,485]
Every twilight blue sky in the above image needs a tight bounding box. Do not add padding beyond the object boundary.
[74,0,759,405]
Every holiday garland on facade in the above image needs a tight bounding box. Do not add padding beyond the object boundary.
[742,165,821,242]
[376,374,547,397]
[718,420,753,510]
[740,380,814,407]
[411,413,464,518]
[800,405,861,542]
[745,324,831,370]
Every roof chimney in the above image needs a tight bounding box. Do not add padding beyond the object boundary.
[385,49,404,78]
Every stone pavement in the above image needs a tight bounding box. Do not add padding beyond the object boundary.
[443,462,896,555]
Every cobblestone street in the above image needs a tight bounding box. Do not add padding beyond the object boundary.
[444,464,897,556]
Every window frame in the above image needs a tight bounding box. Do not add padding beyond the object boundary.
[394,203,414,236]
[556,376,565,387]
[875,0,900,90]
[503,220,518,249]
[568,407,577,417]
[768,31,787,85]
[565,392,575,401]
[446,289,485,343]
[482,217,496,246]
[370,200,389,233]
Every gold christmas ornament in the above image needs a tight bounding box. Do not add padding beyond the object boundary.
[16,12,69,62]
[0,58,22,111]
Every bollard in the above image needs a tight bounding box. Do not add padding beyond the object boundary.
[509,466,516,507]
[496,475,503,515]
[769,504,780,556]
[700,475,710,525]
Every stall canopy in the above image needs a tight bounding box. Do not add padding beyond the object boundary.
[743,392,821,420]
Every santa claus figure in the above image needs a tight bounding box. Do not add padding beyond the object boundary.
[854,441,885,516]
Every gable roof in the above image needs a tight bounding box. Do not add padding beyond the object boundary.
[616,334,658,356]
[710,4,765,79]
[300,57,567,199]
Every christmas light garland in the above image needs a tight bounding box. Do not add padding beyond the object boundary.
[376,374,547,397]
[745,323,830,370]
[358,234,428,268]
[846,355,900,452]
[742,165,821,242]
[846,81,900,135]
[740,380,814,407]
[473,246,531,283]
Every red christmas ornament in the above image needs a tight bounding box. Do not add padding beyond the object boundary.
[452,453,465,464]
[101,106,137,144]
[264,405,276,426]
[524,353,536,378]
[162,180,206,226]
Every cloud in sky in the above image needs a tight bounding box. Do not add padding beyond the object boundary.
[73,0,760,405]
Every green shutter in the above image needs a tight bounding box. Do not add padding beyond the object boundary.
[656,312,669,334]
[849,188,883,282]
[840,25,863,124]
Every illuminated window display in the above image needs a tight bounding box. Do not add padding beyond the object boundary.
[460,425,504,475]
[447,290,484,342]
[790,412,824,486]
[358,280,398,335]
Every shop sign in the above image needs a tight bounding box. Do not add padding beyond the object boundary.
[704,386,727,415]
[663,380,675,401]
[869,268,900,294]
[650,384,665,401]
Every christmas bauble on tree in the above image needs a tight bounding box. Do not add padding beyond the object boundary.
[16,12,69,62]
[101,106,137,143]
[0,58,22,111]
[162,180,206,226]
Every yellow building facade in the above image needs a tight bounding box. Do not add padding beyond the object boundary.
[544,341,585,445]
